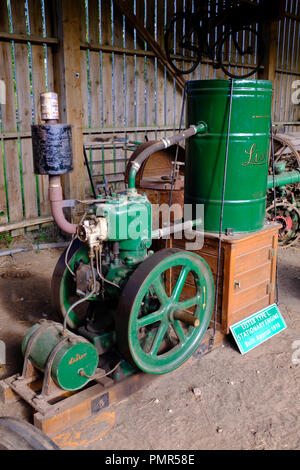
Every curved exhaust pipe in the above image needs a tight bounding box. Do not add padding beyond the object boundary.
[49,176,77,234]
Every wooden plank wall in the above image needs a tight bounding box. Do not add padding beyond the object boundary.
[0,0,299,230]
[0,0,54,229]
[273,0,300,130]
[80,0,264,194]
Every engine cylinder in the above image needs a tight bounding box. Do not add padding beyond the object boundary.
[184,79,272,233]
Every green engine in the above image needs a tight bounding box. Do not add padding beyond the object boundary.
[22,91,214,391]
[22,82,300,392]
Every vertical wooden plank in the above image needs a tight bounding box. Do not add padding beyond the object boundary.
[136,0,146,129]
[11,0,38,220]
[113,2,125,178]
[124,2,135,129]
[80,0,89,130]
[278,16,288,123]
[52,0,85,203]
[101,0,114,180]
[0,141,8,224]
[0,0,8,223]
[28,0,50,216]
[146,0,156,133]
[88,0,104,183]
[156,0,166,130]
[273,18,283,122]
[44,0,55,91]
[0,1,23,223]
[166,0,174,130]
[113,4,124,128]
[89,0,101,131]
[174,0,184,128]
[101,0,113,130]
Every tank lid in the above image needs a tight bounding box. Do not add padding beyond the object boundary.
[187,79,272,91]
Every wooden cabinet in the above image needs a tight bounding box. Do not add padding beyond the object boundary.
[170,223,279,334]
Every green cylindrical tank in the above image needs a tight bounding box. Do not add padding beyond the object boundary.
[184,79,272,233]
[22,322,98,391]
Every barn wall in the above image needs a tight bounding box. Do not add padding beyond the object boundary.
[0,0,299,232]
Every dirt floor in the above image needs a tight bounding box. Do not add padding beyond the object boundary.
[0,241,299,450]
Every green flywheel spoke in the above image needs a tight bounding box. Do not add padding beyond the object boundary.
[173,320,186,343]
[137,309,165,328]
[171,266,190,301]
[149,323,169,356]
[151,276,169,305]
[178,295,200,311]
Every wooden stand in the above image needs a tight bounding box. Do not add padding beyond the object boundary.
[170,223,280,334]
[0,328,226,440]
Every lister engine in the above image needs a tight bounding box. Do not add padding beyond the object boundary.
[22,92,214,392]
[22,81,300,395]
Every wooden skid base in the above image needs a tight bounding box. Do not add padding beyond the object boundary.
[0,329,226,439]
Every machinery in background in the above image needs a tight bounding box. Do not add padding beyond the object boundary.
[266,132,300,246]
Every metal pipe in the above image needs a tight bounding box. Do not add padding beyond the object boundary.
[127,122,207,191]
[267,170,300,189]
[49,175,77,234]
[151,218,202,239]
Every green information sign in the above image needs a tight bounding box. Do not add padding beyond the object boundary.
[230,304,287,355]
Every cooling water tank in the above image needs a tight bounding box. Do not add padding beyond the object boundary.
[184,79,272,233]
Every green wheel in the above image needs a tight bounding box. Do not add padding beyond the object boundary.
[116,249,214,375]
[51,239,90,330]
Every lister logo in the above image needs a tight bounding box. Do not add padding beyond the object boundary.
[242,143,267,167]
[0,340,6,365]
[0,80,6,105]
[68,352,87,365]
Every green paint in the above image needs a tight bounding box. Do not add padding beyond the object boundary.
[126,251,214,375]
[22,323,98,391]
[230,304,287,355]
[56,193,152,329]
[267,171,300,189]
[185,79,272,233]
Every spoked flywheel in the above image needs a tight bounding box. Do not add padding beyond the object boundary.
[266,202,300,246]
[115,249,214,375]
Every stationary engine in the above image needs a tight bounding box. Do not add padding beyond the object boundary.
[22,92,214,391]
[22,81,300,393]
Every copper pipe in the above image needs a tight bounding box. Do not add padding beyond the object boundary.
[49,175,77,234]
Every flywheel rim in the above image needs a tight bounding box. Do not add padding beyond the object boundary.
[266,202,300,246]
[116,248,214,375]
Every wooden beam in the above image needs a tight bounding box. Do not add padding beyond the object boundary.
[114,0,186,91]
[51,0,85,204]
[259,21,278,83]
[80,41,156,58]
[258,18,279,114]
[0,31,59,46]
[0,216,53,234]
